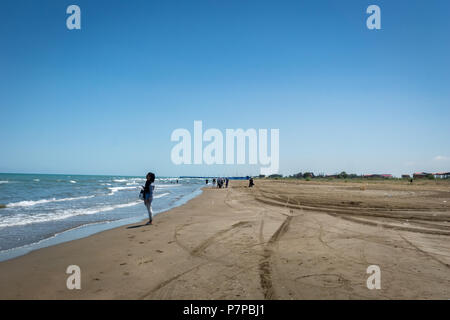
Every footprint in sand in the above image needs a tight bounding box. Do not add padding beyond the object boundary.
[156,250,163,253]
[138,259,153,265]
[120,263,127,266]
[123,272,130,276]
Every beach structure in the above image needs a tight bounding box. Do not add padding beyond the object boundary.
[413,172,431,179]
[434,172,450,179]
[402,174,411,179]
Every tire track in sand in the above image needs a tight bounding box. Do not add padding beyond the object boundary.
[259,215,293,299]
[143,221,253,299]
[398,234,450,269]
[191,221,251,256]
[139,262,208,299]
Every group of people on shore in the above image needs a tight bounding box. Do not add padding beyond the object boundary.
[206,177,254,188]
[207,177,229,188]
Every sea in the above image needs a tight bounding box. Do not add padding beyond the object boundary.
[0,173,204,261]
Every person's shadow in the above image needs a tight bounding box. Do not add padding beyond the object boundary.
[126,223,148,229]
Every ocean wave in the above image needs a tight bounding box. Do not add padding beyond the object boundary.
[156,184,181,188]
[126,182,141,186]
[114,178,145,183]
[69,180,77,184]
[1,193,171,228]
[0,181,9,184]
[108,186,139,195]
[153,192,170,199]
[0,201,142,228]
[33,179,40,182]
[7,195,95,208]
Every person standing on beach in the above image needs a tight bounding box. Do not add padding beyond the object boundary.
[225,178,229,188]
[144,172,155,225]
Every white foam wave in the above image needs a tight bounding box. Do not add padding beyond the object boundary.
[114,178,145,183]
[153,192,170,199]
[108,186,139,195]
[0,181,8,184]
[7,195,95,208]
[70,180,77,184]
[156,184,181,188]
[126,182,140,186]
[0,201,142,228]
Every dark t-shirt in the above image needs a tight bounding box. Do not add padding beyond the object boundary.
[144,180,151,193]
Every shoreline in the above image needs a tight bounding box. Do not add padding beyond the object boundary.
[0,180,449,299]
[0,187,203,262]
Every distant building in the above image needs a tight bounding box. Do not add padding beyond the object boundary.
[402,174,411,179]
[413,172,431,179]
[434,172,450,179]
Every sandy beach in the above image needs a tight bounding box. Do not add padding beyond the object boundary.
[1,179,449,299]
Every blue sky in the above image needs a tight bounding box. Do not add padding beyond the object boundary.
[1,0,449,177]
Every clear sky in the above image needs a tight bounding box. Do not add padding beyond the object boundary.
[1,0,449,177]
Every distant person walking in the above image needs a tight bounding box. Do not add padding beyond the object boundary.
[143,172,155,225]
[225,178,229,188]
[249,177,254,188]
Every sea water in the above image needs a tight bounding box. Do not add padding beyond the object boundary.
[0,173,204,261]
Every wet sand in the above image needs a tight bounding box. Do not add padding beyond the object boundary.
[1,179,449,299]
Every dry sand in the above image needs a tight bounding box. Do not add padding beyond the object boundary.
[0,179,449,299]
